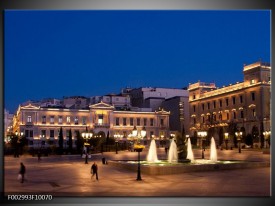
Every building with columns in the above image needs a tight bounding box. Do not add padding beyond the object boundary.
[188,61,271,148]
[12,101,170,148]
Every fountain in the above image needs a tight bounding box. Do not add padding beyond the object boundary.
[147,139,159,163]
[168,138,178,163]
[210,137,217,162]
[186,138,195,163]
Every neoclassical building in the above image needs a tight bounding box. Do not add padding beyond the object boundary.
[188,61,271,147]
[12,101,170,148]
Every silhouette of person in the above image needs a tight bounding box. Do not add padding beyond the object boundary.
[91,162,99,180]
[19,162,26,183]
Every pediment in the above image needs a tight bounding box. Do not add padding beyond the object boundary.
[20,103,40,110]
[89,101,114,109]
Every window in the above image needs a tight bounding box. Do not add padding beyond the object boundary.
[233,112,236,119]
[253,109,256,117]
[143,118,147,126]
[193,118,196,124]
[227,113,229,120]
[123,118,127,126]
[82,117,86,125]
[25,130,29,137]
[150,118,154,126]
[207,102,210,110]
[160,119,164,126]
[27,116,32,123]
[213,114,216,121]
[115,117,120,126]
[240,95,243,103]
[41,130,46,137]
[137,118,140,126]
[202,104,204,111]
[50,130,54,138]
[250,79,255,85]
[98,114,103,125]
[30,130,33,138]
[213,101,216,109]
[66,116,71,123]
[219,113,222,120]
[202,116,205,123]
[240,111,244,118]
[58,116,63,124]
[219,100,222,108]
[232,97,236,105]
[193,105,196,112]
[226,99,229,106]
[193,94,196,100]
[42,116,46,124]
[130,118,134,126]
[74,117,79,125]
[251,92,255,101]
[50,116,54,124]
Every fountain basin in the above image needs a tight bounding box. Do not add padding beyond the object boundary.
[108,159,270,175]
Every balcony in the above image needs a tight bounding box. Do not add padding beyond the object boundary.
[94,123,110,128]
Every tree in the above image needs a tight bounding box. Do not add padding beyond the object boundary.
[76,131,84,154]
[58,127,63,154]
[68,128,73,154]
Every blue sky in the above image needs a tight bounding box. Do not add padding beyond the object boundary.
[4,10,270,113]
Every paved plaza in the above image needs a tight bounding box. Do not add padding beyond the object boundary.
[4,148,271,197]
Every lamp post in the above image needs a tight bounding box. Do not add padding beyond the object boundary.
[263,131,270,149]
[132,126,146,181]
[235,131,243,153]
[114,134,119,154]
[224,132,229,150]
[82,132,93,164]
[198,131,207,159]
[15,131,24,157]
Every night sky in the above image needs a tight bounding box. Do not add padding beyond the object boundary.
[4,10,270,113]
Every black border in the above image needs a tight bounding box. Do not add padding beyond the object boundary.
[0,0,273,206]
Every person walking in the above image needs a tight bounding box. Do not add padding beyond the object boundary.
[19,162,26,183]
[91,162,99,181]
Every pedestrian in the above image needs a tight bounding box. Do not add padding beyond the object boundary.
[91,162,99,180]
[19,162,26,183]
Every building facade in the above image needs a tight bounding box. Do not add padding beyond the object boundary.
[12,101,170,148]
[188,61,271,148]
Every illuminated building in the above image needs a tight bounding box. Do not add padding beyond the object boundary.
[188,61,271,148]
[12,101,170,148]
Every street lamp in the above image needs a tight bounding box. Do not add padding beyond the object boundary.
[224,132,229,150]
[263,131,271,149]
[114,134,119,154]
[198,131,207,159]
[81,132,93,164]
[15,131,24,157]
[132,126,146,181]
[235,131,243,153]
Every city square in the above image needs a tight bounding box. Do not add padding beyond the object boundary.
[4,147,270,197]
[3,9,271,203]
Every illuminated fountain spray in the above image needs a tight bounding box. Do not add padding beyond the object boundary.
[147,139,159,163]
[168,138,178,163]
[186,138,195,163]
[210,137,217,162]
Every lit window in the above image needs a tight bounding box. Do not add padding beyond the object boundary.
[98,114,103,125]
[42,116,46,124]
[27,116,32,123]
[50,116,54,124]
[58,116,63,124]
[66,116,71,123]
[74,117,78,125]
[82,117,86,125]
[250,79,255,84]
